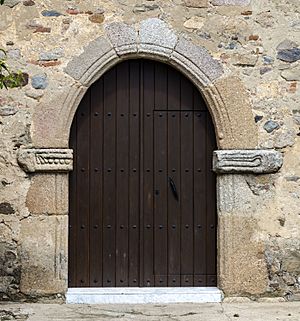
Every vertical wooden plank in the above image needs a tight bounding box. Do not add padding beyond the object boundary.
[153,62,168,287]
[102,67,117,287]
[154,110,168,287]
[180,76,194,286]
[115,62,130,287]
[75,89,90,287]
[128,61,141,287]
[68,108,77,287]
[167,67,181,286]
[193,89,208,286]
[142,60,155,286]
[89,79,104,287]
[206,112,217,286]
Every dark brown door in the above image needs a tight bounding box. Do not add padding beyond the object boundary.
[69,59,217,288]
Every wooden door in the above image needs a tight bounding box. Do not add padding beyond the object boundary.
[69,59,217,288]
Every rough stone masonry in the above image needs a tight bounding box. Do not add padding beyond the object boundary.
[0,0,299,302]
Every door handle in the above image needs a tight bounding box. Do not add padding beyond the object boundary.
[168,177,179,201]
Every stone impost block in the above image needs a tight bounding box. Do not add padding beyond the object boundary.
[105,22,138,55]
[213,150,283,174]
[64,37,117,85]
[18,149,73,173]
[139,18,178,56]
[172,37,223,83]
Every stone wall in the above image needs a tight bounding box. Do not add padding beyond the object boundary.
[0,0,299,301]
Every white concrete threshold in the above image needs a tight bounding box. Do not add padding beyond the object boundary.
[66,287,223,304]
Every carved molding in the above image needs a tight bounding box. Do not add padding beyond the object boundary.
[18,149,73,173]
[213,150,283,174]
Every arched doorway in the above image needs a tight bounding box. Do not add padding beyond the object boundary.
[68,59,217,288]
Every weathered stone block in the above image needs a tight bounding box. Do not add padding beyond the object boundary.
[26,173,68,215]
[65,37,117,84]
[213,150,283,174]
[184,0,209,7]
[173,37,223,82]
[139,18,177,53]
[17,149,73,173]
[211,0,251,6]
[20,215,68,295]
[105,22,138,55]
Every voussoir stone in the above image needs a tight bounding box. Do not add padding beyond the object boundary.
[65,37,117,83]
[139,18,177,50]
[211,0,251,5]
[173,36,223,82]
[105,22,138,54]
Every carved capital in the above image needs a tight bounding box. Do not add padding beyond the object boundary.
[18,149,73,173]
[213,150,283,174]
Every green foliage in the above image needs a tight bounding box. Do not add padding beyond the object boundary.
[0,1,25,89]
[0,49,24,89]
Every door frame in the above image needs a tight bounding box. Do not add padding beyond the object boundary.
[18,18,283,299]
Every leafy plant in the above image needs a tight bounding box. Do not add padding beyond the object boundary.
[0,0,25,89]
[0,49,26,89]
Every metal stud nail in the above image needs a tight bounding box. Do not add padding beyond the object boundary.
[107,225,112,229]
[81,225,85,229]
[107,168,112,172]
[94,225,98,229]
[146,169,150,172]
[94,280,98,283]
[210,225,215,229]
[120,225,124,229]
[185,169,189,172]
[159,169,163,172]
[159,225,163,229]
[121,113,124,117]
[94,112,99,116]
[185,225,189,229]
[133,279,137,283]
[172,225,176,229]
[80,280,84,283]
[133,168,137,172]
[94,168,99,172]
[159,113,163,117]
[173,279,176,283]
[197,225,202,229]
[172,168,176,172]
[132,225,137,229]
[120,168,124,172]
[81,168,85,172]
[107,112,112,117]
[146,113,151,117]
[146,224,151,229]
